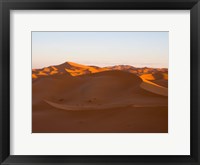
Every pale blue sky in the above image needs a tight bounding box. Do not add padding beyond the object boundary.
[32,32,168,69]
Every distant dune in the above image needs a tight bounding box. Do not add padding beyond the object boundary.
[32,61,168,133]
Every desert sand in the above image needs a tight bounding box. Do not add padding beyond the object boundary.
[32,62,168,133]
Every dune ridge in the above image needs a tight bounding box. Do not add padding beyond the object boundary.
[33,62,167,79]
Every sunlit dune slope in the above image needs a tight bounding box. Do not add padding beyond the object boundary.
[140,78,168,97]
[140,72,168,88]
[32,61,107,78]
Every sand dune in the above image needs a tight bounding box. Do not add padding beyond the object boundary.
[33,61,107,77]
[32,62,168,133]
[141,72,168,88]
[33,70,167,106]
[32,62,168,80]
[140,79,168,97]
[32,74,37,79]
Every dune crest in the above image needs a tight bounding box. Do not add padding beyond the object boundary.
[140,78,168,96]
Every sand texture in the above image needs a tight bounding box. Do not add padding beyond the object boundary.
[32,62,168,133]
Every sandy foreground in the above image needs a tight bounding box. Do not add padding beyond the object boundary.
[33,104,167,133]
[32,62,168,133]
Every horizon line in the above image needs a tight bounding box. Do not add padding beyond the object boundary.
[32,61,168,70]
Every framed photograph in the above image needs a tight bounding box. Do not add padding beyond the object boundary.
[0,0,199,164]
[32,31,168,133]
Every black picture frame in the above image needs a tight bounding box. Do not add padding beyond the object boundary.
[0,0,199,164]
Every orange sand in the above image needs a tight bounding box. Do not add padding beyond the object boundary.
[32,62,168,133]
